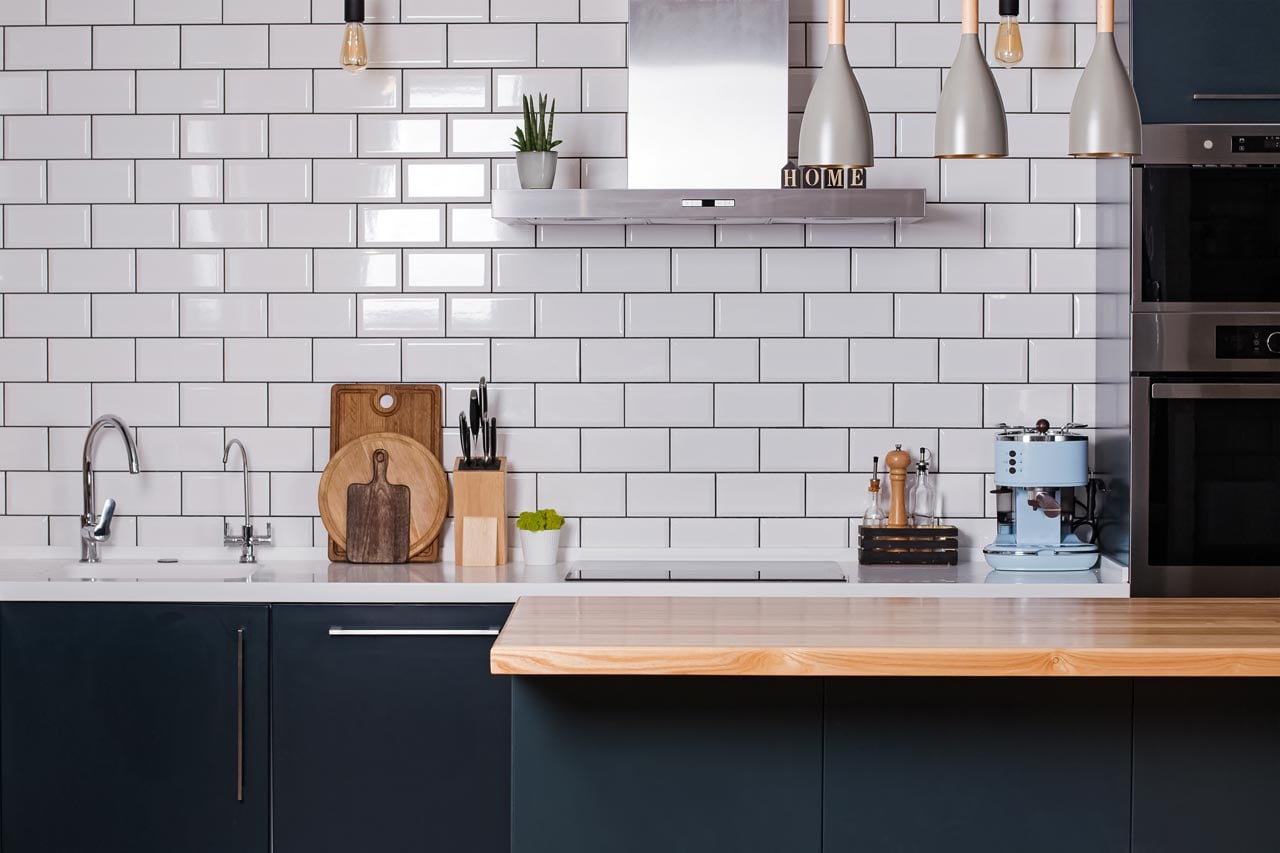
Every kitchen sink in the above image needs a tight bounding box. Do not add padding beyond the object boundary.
[58,560,259,582]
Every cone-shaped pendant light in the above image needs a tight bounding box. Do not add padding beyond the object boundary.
[935,0,1008,158]
[1069,0,1141,157]
[798,0,875,169]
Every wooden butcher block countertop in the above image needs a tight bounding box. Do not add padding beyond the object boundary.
[490,596,1280,677]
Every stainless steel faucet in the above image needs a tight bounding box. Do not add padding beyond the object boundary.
[80,415,141,563]
[222,439,272,564]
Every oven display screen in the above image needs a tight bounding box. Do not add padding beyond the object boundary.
[1216,326,1280,358]
[1232,135,1280,153]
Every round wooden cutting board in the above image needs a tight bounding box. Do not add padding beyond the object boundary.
[318,432,448,559]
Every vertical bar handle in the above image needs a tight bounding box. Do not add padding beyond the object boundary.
[235,626,245,803]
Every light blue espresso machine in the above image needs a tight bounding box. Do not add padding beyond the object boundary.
[984,420,1100,571]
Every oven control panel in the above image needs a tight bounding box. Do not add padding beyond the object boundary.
[1217,326,1280,358]
[1232,135,1280,153]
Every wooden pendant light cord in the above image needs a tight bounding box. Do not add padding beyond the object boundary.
[828,0,845,45]
[1097,0,1115,32]
[962,0,979,34]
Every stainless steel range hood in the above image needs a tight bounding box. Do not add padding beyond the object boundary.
[491,0,926,227]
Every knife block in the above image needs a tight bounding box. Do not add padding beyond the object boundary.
[452,457,507,567]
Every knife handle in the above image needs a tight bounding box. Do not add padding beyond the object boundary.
[488,417,497,463]
[459,412,471,462]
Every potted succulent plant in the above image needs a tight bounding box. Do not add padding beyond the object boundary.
[517,508,565,565]
[511,93,562,189]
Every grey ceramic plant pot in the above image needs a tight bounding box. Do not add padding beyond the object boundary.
[517,151,558,189]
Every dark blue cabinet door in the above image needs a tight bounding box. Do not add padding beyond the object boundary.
[272,604,512,853]
[0,603,270,853]
[1134,0,1280,123]
[823,678,1131,853]
[1133,679,1280,853]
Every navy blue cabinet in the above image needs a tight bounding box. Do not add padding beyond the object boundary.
[272,604,513,853]
[0,603,270,853]
[1134,0,1280,123]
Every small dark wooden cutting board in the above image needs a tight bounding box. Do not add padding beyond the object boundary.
[345,449,410,564]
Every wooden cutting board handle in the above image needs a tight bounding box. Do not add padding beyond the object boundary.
[345,449,411,564]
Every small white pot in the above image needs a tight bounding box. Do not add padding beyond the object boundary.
[516,151,558,189]
[519,529,562,565]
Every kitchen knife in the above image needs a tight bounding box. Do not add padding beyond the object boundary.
[469,390,481,452]
[478,376,489,421]
[487,417,497,464]
[459,412,471,464]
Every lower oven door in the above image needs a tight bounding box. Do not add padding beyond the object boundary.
[1133,377,1280,596]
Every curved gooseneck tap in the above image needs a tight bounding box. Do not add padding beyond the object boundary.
[223,439,272,563]
[80,415,141,563]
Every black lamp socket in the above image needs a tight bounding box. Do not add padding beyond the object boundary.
[998,0,1019,16]
[345,0,365,23]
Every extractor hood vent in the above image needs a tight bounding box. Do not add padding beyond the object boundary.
[490,0,927,228]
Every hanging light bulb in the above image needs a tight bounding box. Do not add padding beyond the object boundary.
[1069,0,1142,157]
[798,0,875,170]
[994,0,1024,66]
[935,0,1008,158]
[340,0,368,73]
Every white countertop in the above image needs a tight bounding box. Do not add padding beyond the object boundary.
[0,548,1130,603]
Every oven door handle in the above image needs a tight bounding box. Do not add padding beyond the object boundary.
[1151,383,1280,400]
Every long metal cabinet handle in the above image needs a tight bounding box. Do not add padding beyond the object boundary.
[235,626,245,803]
[1193,93,1280,100]
[327,627,502,637]
[1152,383,1280,399]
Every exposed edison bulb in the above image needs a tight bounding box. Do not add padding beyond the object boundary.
[340,22,367,73]
[994,0,1023,66]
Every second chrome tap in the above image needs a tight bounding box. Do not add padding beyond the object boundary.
[222,439,272,563]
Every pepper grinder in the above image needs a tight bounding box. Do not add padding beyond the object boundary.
[885,444,911,528]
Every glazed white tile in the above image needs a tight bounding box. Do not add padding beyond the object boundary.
[938,339,1029,383]
[761,429,848,473]
[897,204,985,248]
[401,0,486,21]
[182,25,269,68]
[986,204,1074,248]
[0,71,48,114]
[1007,113,1071,157]
[1031,68,1085,113]
[625,293,713,338]
[627,225,714,249]
[448,24,535,67]
[669,339,758,383]
[1029,339,1098,383]
[0,340,48,380]
[582,159,628,189]
[941,159,1029,203]
[226,160,313,203]
[492,68,581,112]
[360,205,444,247]
[804,384,893,428]
[579,0,628,22]
[1030,159,1098,203]
[448,294,534,337]
[536,473,626,516]
[224,339,311,382]
[716,385,804,427]
[805,475,864,519]
[226,70,313,113]
[717,474,805,518]
[804,293,894,338]
[670,249,761,292]
[0,251,49,293]
[358,294,444,337]
[716,225,804,249]
[536,294,624,337]
[580,339,669,382]
[761,249,849,293]
[404,161,488,202]
[538,23,626,67]
[865,158,942,203]
[0,428,49,471]
[852,249,940,293]
[139,428,224,471]
[91,383,179,426]
[447,206,534,248]
[269,115,357,158]
[226,249,314,293]
[182,294,267,337]
[403,339,490,382]
[0,161,47,203]
[92,294,178,337]
[182,116,269,158]
[181,205,266,248]
[314,160,400,203]
[716,294,804,337]
[984,293,1074,338]
[405,69,490,112]
[760,339,848,382]
[135,161,221,204]
[137,70,224,113]
[137,250,224,293]
[581,249,668,293]
[494,249,579,293]
[5,26,91,69]
[313,339,401,381]
[49,250,133,294]
[265,383,327,427]
[669,518,758,548]
[271,205,357,248]
[4,384,90,426]
[314,249,400,292]
[983,383,1073,428]
[984,21,1076,67]
[93,27,177,68]
[93,205,177,248]
[268,293,355,337]
[850,339,939,382]
[181,471,270,515]
[6,116,91,159]
[1031,249,1098,293]
[625,473,714,517]
[625,384,714,427]
[941,249,1030,293]
[894,23,963,67]
[537,224,626,248]
[364,24,446,68]
[269,472,324,515]
[135,0,220,24]
[582,68,627,111]
[937,428,995,473]
[407,249,491,291]
[491,0,577,21]
[445,381,534,427]
[535,384,624,427]
[359,116,444,156]
[894,384,984,427]
[670,429,756,473]
[314,70,401,113]
[761,518,849,549]
[581,429,668,472]
[135,339,223,381]
[491,339,578,382]
[849,429,939,472]
[223,0,310,22]
[576,518,668,547]
[92,116,178,159]
[4,206,88,249]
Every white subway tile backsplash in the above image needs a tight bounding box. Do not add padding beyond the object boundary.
[6,26,91,69]
[49,250,133,294]
[314,70,401,112]
[535,384,623,427]
[403,338,489,381]
[670,339,758,383]
[670,518,757,548]
[0,161,47,203]
[405,160,488,202]
[402,0,487,21]
[850,339,939,382]
[449,294,533,337]
[942,249,1029,293]
[183,116,269,158]
[360,205,444,247]
[1031,249,1097,293]
[804,294,894,338]
[716,294,803,337]
[224,0,310,23]
[182,25,269,68]
[182,294,267,337]
[672,249,759,293]
[181,383,269,426]
[449,24,535,67]
[135,161,221,203]
[269,293,354,337]
[137,70,224,113]
[491,339,578,381]
[135,0,219,24]
[314,338,401,381]
[716,385,803,427]
[358,294,444,337]
[365,24,447,68]
[407,249,490,291]
[93,116,178,158]
[984,293,1074,338]
[93,294,178,337]
[625,385,713,427]
[582,429,667,472]
[181,205,266,248]
[760,339,847,382]
[91,383,179,426]
[0,72,48,114]
[5,383,91,426]
[137,250,224,293]
[626,294,713,338]
[938,339,1029,382]
[359,116,444,156]
[226,160,312,203]
[272,205,357,248]
[0,340,49,380]
[805,384,894,428]
[315,249,399,292]
[225,339,311,381]
[717,474,804,518]
[895,294,983,337]
[227,249,313,293]
[581,339,668,382]
[226,70,314,113]
[536,294,623,337]
[405,69,489,112]
[986,204,1074,248]
[135,338,223,381]
[270,115,356,158]
[6,116,91,159]
[895,384,983,427]
[983,383,1073,427]
[0,251,49,293]
[94,26,180,68]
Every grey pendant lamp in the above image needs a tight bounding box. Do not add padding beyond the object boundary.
[1069,0,1142,157]
[935,0,1008,158]
[798,0,874,169]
